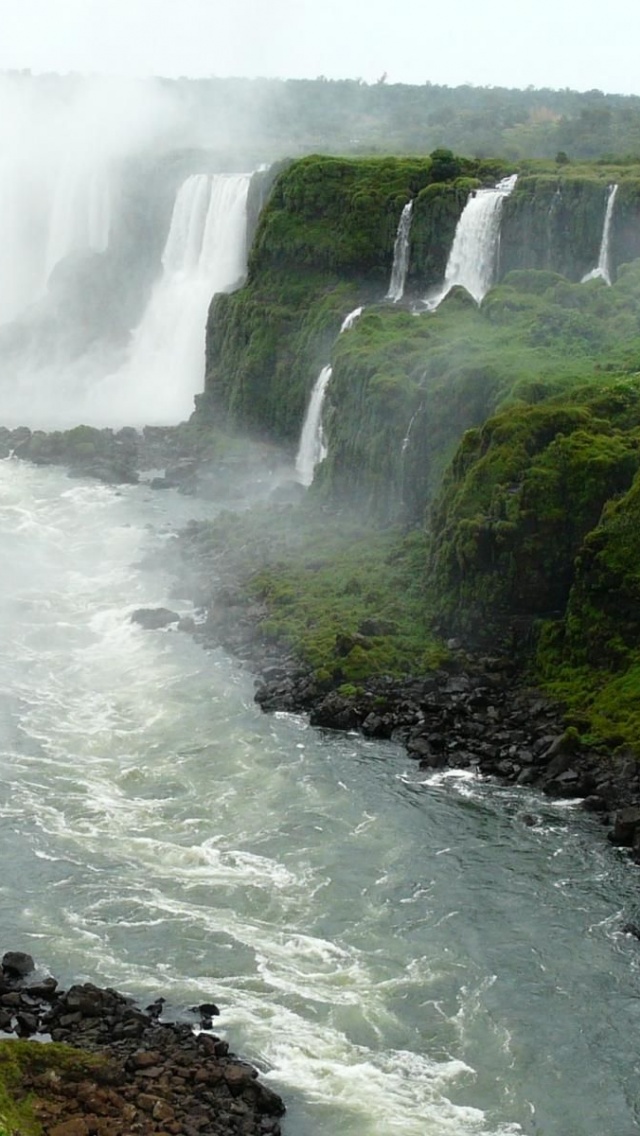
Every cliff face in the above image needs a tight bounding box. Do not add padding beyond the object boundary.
[500,176,640,281]
[198,152,640,750]
[198,153,504,445]
[200,157,640,516]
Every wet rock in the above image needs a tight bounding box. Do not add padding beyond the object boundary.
[131,607,180,630]
[0,961,286,1135]
[609,806,640,848]
[2,950,35,977]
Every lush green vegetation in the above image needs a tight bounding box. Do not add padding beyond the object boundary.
[200,152,513,441]
[200,155,640,467]
[0,1041,107,1135]
[188,506,443,687]
[536,469,640,747]
[197,150,640,754]
[159,75,640,161]
[315,261,640,519]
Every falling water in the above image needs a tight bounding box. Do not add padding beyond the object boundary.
[295,307,364,486]
[0,75,177,327]
[386,202,413,302]
[44,163,111,281]
[582,184,619,285]
[295,364,334,487]
[340,305,364,331]
[425,175,518,308]
[84,173,251,424]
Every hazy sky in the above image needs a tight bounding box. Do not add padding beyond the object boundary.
[2,0,639,96]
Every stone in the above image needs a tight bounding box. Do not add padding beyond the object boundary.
[609,806,640,847]
[2,950,34,976]
[130,607,180,630]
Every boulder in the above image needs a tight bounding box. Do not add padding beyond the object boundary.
[130,608,180,630]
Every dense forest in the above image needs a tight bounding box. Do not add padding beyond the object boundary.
[8,69,640,160]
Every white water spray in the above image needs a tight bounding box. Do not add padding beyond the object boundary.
[0,172,251,428]
[0,75,179,326]
[86,173,251,424]
[295,307,363,486]
[582,184,618,286]
[425,175,518,308]
[386,201,413,302]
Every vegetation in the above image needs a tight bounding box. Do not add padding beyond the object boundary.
[195,149,640,755]
[0,1041,107,1136]
[187,506,442,687]
[154,75,640,161]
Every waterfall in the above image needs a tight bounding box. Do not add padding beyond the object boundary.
[582,184,618,285]
[340,305,363,331]
[44,162,111,281]
[295,307,363,486]
[295,365,333,487]
[386,201,413,302]
[89,173,251,424]
[425,174,518,308]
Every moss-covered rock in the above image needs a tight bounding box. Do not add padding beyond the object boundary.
[0,1041,107,1136]
[500,175,640,281]
[198,152,511,447]
[426,380,640,648]
[536,467,640,747]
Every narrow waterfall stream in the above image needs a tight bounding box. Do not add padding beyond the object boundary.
[0,458,639,1136]
[425,175,517,308]
[295,307,363,486]
[386,202,413,302]
[582,183,619,285]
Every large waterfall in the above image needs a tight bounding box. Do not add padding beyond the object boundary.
[0,75,178,328]
[0,161,251,428]
[88,173,251,425]
[386,201,413,302]
[295,307,363,486]
[426,174,518,308]
[582,183,619,285]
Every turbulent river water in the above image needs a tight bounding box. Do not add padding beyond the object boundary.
[1,457,639,1136]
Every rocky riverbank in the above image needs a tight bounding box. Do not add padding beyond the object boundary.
[0,424,289,503]
[174,519,640,866]
[0,951,284,1136]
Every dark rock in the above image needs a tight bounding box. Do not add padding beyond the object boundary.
[130,607,180,630]
[609,806,640,847]
[16,1010,38,1036]
[622,922,640,940]
[2,951,34,977]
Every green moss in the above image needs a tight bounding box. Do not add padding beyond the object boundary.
[0,1040,107,1136]
[426,378,640,645]
[187,506,442,686]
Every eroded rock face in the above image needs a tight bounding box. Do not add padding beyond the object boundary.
[0,964,285,1136]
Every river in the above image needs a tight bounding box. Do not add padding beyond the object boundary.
[0,457,638,1136]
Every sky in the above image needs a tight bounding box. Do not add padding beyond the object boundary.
[1,0,640,96]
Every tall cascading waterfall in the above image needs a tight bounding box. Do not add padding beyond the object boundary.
[386,201,413,302]
[425,174,518,309]
[582,184,619,285]
[44,163,112,281]
[0,74,179,329]
[295,307,363,486]
[82,172,251,425]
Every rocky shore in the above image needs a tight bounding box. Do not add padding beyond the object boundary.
[0,951,284,1136]
[178,533,640,866]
